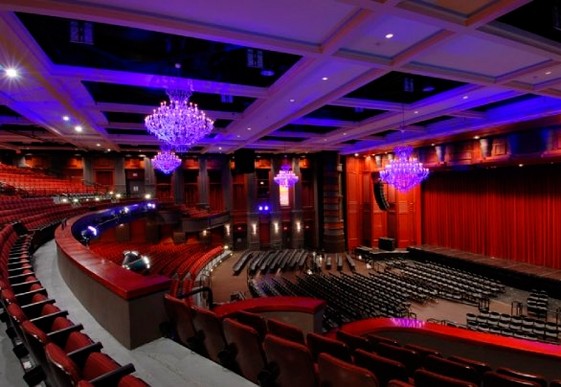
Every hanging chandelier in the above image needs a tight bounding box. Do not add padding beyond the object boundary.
[379,145,429,191]
[145,89,214,152]
[274,163,299,188]
[152,150,182,174]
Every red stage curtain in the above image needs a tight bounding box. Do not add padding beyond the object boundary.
[422,165,561,268]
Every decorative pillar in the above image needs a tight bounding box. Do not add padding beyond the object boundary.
[246,172,260,250]
[144,156,156,198]
[479,138,490,159]
[270,159,282,249]
[172,167,184,204]
[83,156,94,185]
[114,156,126,195]
[435,145,445,163]
[198,156,209,208]
[291,157,304,249]
[320,152,345,253]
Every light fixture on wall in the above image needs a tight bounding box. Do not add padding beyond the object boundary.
[145,87,214,152]
[379,145,429,191]
[152,150,182,174]
[274,159,299,188]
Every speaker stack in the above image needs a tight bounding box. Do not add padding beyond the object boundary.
[372,176,390,211]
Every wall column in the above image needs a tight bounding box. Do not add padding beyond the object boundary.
[320,152,345,253]
[198,156,209,208]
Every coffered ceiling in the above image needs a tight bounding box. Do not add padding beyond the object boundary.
[1,0,561,157]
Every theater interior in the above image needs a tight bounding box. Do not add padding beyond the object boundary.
[3,1,561,386]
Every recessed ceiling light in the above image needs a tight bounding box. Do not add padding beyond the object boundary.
[354,153,359,157]
[385,33,394,39]
[218,147,222,150]
[545,71,552,75]
[5,68,18,78]
[236,134,241,138]
[74,125,82,132]
[431,143,435,147]
[321,76,328,81]
[107,148,111,152]
[289,98,295,103]
[414,111,419,114]
[247,127,252,131]
[62,115,70,121]
[474,135,480,140]
[462,95,469,100]
[519,163,524,167]
[343,132,347,136]
[96,143,101,147]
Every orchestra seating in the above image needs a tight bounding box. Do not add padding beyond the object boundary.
[0,196,150,386]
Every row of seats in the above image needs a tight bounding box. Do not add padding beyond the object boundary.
[466,310,559,343]
[246,249,309,275]
[165,296,561,387]
[0,198,150,386]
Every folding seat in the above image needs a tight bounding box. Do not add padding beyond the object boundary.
[222,318,267,384]
[414,369,478,387]
[495,368,547,387]
[317,352,378,387]
[387,380,414,387]
[354,348,409,386]
[190,305,229,365]
[163,294,200,350]
[266,318,306,345]
[44,342,135,387]
[403,343,440,360]
[482,371,542,387]
[335,330,372,352]
[227,310,268,341]
[366,333,399,350]
[423,354,480,385]
[262,334,317,387]
[376,342,420,375]
[306,332,352,363]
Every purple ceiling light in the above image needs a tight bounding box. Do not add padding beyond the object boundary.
[379,145,429,191]
[274,163,299,188]
[152,150,182,174]
[145,89,214,152]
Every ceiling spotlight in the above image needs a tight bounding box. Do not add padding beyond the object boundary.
[74,125,83,132]
[62,115,70,121]
[385,33,394,39]
[4,68,18,78]
[462,95,469,100]
[474,135,480,140]
[354,153,359,157]
[321,76,329,81]
[545,71,552,75]
[289,98,295,103]
[96,143,101,147]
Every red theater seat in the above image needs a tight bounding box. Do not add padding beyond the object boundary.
[227,310,268,341]
[353,349,409,386]
[423,354,480,385]
[222,317,266,384]
[317,352,379,387]
[335,330,372,352]
[190,305,227,364]
[266,318,306,345]
[496,368,547,387]
[414,369,478,387]
[263,333,317,387]
[306,332,352,363]
[45,342,135,387]
[482,371,542,387]
[163,294,198,349]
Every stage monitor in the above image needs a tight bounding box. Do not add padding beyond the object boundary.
[234,149,255,173]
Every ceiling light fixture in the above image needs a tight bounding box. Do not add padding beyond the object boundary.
[274,161,299,188]
[145,88,214,153]
[74,125,83,132]
[152,150,182,174]
[4,68,18,78]
[385,33,394,39]
[380,145,429,191]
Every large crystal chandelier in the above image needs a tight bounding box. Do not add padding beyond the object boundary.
[380,145,429,191]
[145,89,214,152]
[152,150,182,174]
[274,163,299,188]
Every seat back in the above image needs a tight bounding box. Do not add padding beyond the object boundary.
[267,318,306,345]
[448,355,491,378]
[45,342,81,387]
[318,352,379,387]
[424,354,480,385]
[227,310,268,341]
[414,369,478,387]
[482,371,542,387]
[354,348,408,386]
[163,294,197,347]
[376,342,420,375]
[496,367,547,387]
[263,334,317,387]
[191,305,226,363]
[222,318,266,384]
[307,332,352,363]
[335,330,372,352]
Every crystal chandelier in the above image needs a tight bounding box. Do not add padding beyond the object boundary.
[380,145,429,191]
[152,150,182,174]
[274,163,299,188]
[145,89,214,152]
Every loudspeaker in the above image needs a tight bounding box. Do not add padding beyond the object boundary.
[373,177,390,211]
[234,149,255,173]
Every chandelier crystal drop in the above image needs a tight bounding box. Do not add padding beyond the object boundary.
[379,145,429,191]
[274,164,299,188]
[152,150,182,174]
[145,89,214,153]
